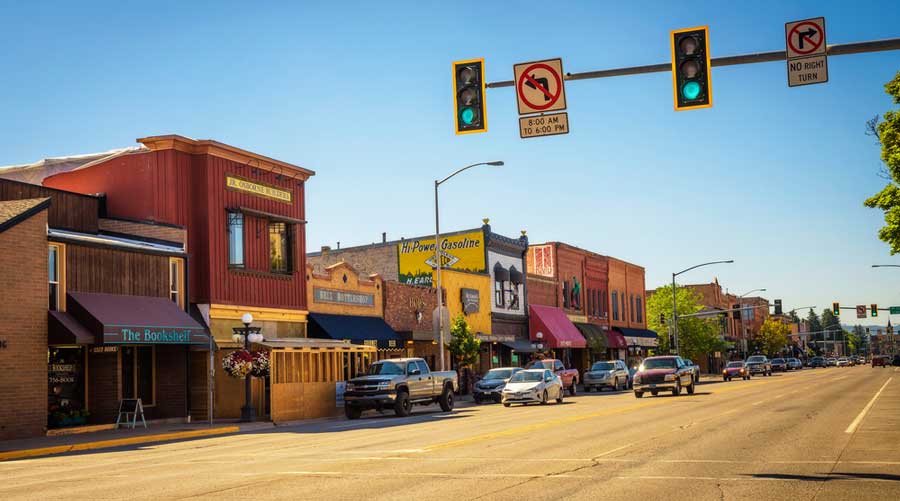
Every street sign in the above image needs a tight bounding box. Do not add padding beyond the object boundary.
[891,306,900,315]
[519,112,569,139]
[785,17,828,87]
[856,305,867,319]
[513,58,567,115]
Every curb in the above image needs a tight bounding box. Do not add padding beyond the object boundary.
[0,426,240,462]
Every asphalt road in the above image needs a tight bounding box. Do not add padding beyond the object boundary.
[1,365,898,500]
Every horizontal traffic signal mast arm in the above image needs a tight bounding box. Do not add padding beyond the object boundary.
[485,38,900,89]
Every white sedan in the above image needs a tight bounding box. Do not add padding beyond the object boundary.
[501,369,564,406]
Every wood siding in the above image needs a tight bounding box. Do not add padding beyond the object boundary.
[0,178,99,233]
[64,243,171,298]
[43,148,309,311]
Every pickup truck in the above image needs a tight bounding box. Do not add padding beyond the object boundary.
[524,358,580,395]
[632,355,696,398]
[682,358,701,383]
[343,358,458,419]
[745,355,772,376]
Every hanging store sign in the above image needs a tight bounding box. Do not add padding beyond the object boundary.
[461,288,480,314]
[226,175,293,203]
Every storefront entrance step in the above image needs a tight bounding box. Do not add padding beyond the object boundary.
[0,425,239,462]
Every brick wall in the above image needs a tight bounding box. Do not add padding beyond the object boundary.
[306,262,384,317]
[307,244,398,282]
[383,281,436,335]
[98,218,186,246]
[0,208,48,439]
[526,274,559,307]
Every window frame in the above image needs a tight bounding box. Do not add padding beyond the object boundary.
[268,220,293,274]
[48,243,67,312]
[636,296,643,323]
[226,211,245,268]
[169,257,185,310]
[495,278,506,308]
[611,291,619,321]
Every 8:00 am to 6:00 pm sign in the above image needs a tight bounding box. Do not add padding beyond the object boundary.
[519,112,569,139]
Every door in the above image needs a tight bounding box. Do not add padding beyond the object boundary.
[416,360,434,397]
[553,360,567,385]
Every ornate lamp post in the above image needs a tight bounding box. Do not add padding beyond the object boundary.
[232,313,263,422]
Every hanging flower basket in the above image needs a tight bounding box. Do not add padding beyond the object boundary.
[251,350,270,377]
[222,349,253,378]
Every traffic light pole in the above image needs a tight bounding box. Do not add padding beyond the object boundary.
[485,38,900,89]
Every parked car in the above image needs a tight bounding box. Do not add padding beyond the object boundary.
[583,360,630,392]
[770,358,788,372]
[682,358,701,383]
[809,356,827,368]
[525,358,579,395]
[872,356,887,368]
[343,358,458,419]
[745,355,772,376]
[826,358,838,366]
[892,355,900,367]
[473,367,522,403]
[787,358,803,370]
[836,357,850,367]
[501,369,564,406]
[722,361,750,381]
[632,356,696,398]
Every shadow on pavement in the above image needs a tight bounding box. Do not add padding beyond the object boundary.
[749,472,900,482]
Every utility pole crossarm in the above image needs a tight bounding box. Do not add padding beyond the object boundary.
[486,38,900,89]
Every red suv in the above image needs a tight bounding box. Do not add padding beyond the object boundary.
[632,356,696,398]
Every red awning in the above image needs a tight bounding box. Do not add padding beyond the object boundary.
[529,305,586,349]
[606,330,627,349]
[48,311,95,345]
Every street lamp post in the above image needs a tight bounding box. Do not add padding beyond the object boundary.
[738,288,766,357]
[671,260,734,355]
[434,161,504,371]
[232,313,263,422]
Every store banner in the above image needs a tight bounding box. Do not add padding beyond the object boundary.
[398,230,486,286]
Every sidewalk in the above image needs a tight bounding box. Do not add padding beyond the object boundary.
[0,421,266,462]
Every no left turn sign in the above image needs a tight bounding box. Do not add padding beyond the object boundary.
[513,58,567,115]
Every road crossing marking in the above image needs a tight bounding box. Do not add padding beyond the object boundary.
[845,377,892,434]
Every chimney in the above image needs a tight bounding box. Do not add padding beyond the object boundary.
[321,245,331,257]
[382,232,387,243]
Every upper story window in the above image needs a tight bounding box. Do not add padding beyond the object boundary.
[611,291,619,321]
[630,295,636,322]
[227,212,244,267]
[48,243,66,311]
[169,257,184,309]
[636,297,643,323]
[269,221,292,274]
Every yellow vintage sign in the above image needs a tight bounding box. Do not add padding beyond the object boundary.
[398,230,485,286]
[226,176,292,203]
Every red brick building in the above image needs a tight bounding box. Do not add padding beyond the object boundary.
[381,281,447,369]
[526,242,654,372]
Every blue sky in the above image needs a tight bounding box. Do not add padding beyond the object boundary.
[1,1,899,326]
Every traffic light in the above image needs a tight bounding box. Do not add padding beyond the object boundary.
[659,313,666,324]
[732,303,741,320]
[670,26,712,111]
[453,58,487,134]
[833,302,840,316]
[871,304,878,317]
[774,299,783,315]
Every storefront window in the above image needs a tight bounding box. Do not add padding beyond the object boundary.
[48,348,86,428]
[227,212,245,267]
[121,346,155,405]
[269,221,292,274]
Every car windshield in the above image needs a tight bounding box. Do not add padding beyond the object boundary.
[642,358,676,370]
[591,362,615,371]
[747,356,766,363]
[726,362,744,368]
[812,357,824,361]
[509,371,543,383]
[525,360,553,370]
[484,369,513,380]
[366,362,405,376]
[772,358,785,363]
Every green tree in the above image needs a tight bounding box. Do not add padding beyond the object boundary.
[853,325,869,355]
[864,70,900,252]
[755,318,791,357]
[646,284,726,362]
[447,314,480,369]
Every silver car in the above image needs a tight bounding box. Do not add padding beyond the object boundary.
[502,369,564,406]
[584,360,630,392]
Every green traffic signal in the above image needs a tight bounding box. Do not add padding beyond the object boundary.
[453,59,487,134]
[459,107,476,125]
[681,81,702,100]
[671,26,712,111]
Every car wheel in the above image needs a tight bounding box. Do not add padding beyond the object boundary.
[344,405,362,420]
[672,380,681,397]
[724,377,729,382]
[439,386,454,412]
[586,385,593,393]
[651,391,658,396]
[474,394,482,404]
[687,381,695,395]
[541,390,548,405]
[503,402,511,407]
[556,388,564,404]
[634,391,643,398]
[394,391,412,417]
[569,382,578,396]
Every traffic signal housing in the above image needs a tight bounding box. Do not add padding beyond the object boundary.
[833,302,840,316]
[670,26,712,111]
[871,304,878,317]
[453,58,487,134]
[774,299,783,315]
